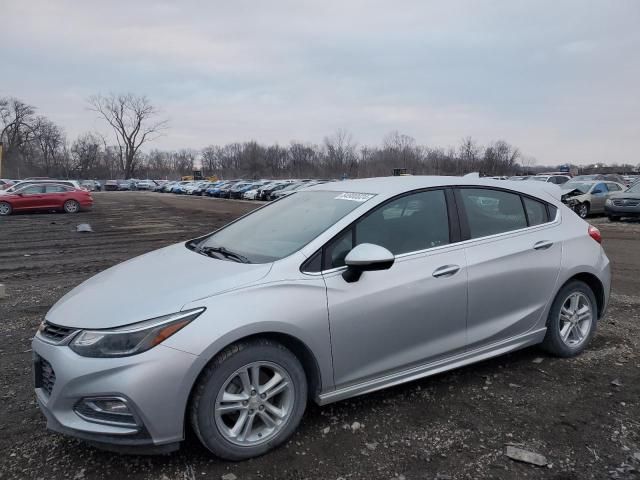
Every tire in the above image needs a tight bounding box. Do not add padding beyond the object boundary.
[0,201,12,216]
[63,200,81,213]
[575,202,590,219]
[541,280,598,357]
[190,339,307,460]
[608,215,620,222]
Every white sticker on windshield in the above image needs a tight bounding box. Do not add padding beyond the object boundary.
[334,192,374,202]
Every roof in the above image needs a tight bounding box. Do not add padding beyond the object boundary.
[307,175,563,202]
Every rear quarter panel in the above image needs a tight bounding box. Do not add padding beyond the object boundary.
[546,206,611,323]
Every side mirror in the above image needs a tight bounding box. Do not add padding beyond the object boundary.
[342,243,395,283]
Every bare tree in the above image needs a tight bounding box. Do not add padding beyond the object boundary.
[71,133,102,177]
[33,116,65,175]
[324,129,358,177]
[458,136,481,173]
[88,93,167,177]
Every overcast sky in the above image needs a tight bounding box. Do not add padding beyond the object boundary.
[1,0,638,165]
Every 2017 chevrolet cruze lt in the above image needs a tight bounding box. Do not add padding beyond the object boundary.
[32,176,610,460]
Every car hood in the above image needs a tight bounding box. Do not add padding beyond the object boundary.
[609,191,640,200]
[46,243,272,329]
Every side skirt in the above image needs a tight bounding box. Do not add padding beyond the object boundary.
[316,328,546,405]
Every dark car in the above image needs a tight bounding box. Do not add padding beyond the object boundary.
[259,182,290,200]
[0,183,93,216]
[216,181,243,198]
[104,180,119,191]
[605,181,640,220]
[228,182,257,199]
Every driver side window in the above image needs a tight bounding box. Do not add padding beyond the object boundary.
[323,189,451,269]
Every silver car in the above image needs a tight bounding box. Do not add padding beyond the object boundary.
[32,176,610,460]
[561,180,626,218]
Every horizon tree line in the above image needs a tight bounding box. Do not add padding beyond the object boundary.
[1,94,638,180]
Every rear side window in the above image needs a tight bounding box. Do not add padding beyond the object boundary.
[458,188,527,239]
[523,197,548,226]
[46,185,67,193]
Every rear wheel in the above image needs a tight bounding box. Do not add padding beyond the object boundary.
[190,339,307,460]
[541,280,597,357]
[576,202,590,218]
[63,200,80,213]
[0,201,12,216]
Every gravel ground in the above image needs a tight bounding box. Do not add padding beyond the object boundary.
[0,192,638,480]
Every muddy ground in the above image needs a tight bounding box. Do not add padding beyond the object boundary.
[0,191,638,480]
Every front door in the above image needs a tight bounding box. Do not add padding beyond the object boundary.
[12,185,46,211]
[323,189,468,389]
[590,182,609,213]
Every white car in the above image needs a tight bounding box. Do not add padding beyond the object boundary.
[136,180,156,191]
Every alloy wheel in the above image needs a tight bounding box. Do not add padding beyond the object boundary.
[214,361,294,446]
[0,202,10,215]
[577,203,588,218]
[558,292,593,347]
[64,200,79,213]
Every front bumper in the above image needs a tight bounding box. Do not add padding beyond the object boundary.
[32,336,198,451]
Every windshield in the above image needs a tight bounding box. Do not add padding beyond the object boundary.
[562,182,591,194]
[627,182,640,194]
[194,190,374,263]
[530,177,548,182]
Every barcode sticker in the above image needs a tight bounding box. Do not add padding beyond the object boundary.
[334,192,374,202]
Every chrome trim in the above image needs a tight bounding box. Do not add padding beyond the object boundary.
[74,396,140,429]
[36,322,80,346]
[316,328,547,405]
[85,307,206,334]
[301,194,562,274]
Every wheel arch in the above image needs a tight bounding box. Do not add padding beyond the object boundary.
[559,272,605,319]
[182,330,324,439]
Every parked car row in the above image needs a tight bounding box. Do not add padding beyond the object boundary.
[104,179,169,191]
[155,179,334,201]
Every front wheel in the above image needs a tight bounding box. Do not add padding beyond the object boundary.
[63,200,80,213]
[190,339,307,460]
[541,280,597,357]
[0,201,12,216]
[576,202,590,219]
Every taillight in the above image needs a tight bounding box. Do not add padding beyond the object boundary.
[588,225,602,244]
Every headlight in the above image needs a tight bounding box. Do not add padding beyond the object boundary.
[69,308,205,358]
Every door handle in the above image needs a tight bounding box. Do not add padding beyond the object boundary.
[533,240,553,250]
[432,265,460,278]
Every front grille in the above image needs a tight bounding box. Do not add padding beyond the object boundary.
[40,321,76,343]
[613,199,639,207]
[35,356,56,396]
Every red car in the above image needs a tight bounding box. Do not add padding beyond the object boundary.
[0,183,93,216]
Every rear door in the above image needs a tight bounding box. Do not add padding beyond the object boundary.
[455,187,562,349]
[322,189,468,388]
[44,185,69,208]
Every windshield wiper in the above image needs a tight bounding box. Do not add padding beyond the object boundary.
[197,245,251,264]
